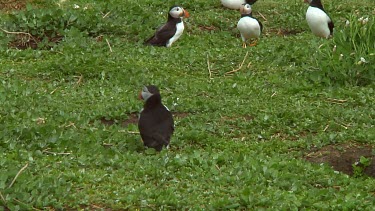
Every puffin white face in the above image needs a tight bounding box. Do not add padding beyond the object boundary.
[140,86,153,101]
[240,4,252,15]
[169,6,190,19]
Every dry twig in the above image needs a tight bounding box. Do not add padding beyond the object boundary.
[105,38,113,52]
[225,51,249,75]
[42,149,71,156]
[336,122,349,129]
[102,143,114,147]
[8,163,29,188]
[118,130,140,134]
[63,122,76,128]
[50,87,58,94]
[326,98,347,104]
[102,11,111,19]
[74,74,83,86]
[0,191,6,204]
[206,54,213,79]
[0,28,37,43]
[257,12,267,21]
[0,28,31,36]
[323,124,329,132]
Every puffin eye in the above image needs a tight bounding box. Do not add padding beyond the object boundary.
[176,8,179,11]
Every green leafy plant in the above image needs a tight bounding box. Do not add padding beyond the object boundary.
[352,156,372,177]
[0,3,123,49]
[0,0,374,210]
[308,15,374,86]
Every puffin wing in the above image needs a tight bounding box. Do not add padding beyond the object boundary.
[145,22,177,46]
[140,132,168,151]
[256,18,263,32]
[152,110,174,145]
[139,108,174,151]
[246,0,258,5]
[327,18,334,35]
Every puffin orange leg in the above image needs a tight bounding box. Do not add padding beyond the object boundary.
[249,39,258,47]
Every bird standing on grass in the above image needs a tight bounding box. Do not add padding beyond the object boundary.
[305,0,334,38]
[221,0,258,10]
[145,6,190,47]
[138,85,174,151]
[237,3,263,48]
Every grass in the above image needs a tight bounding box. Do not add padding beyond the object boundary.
[0,0,374,209]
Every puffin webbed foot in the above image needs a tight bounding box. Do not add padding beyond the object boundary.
[249,40,258,47]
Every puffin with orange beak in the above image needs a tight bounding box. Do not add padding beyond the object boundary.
[138,85,174,151]
[145,6,190,47]
[237,3,263,48]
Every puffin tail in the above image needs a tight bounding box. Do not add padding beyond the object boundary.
[144,36,155,45]
[144,35,167,47]
[328,21,334,36]
[145,141,168,151]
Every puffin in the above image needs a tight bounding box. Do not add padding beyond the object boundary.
[305,0,334,38]
[221,0,258,10]
[145,5,190,47]
[138,85,174,151]
[237,3,263,48]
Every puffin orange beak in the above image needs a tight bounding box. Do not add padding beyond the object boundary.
[138,92,143,100]
[183,9,190,18]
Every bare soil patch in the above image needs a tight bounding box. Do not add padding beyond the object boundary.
[305,142,375,177]
[0,0,29,11]
[7,34,63,50]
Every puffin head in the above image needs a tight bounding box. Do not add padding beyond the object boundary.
[240,3,252,15]
[169,6,190,19]
[139,85,160,101]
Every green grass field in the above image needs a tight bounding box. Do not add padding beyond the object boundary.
[0,0,374,209]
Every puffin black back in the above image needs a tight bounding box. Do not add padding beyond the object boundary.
[309,0,326,12]
[145,5,189,47]
[138,85,174,151]
[246,0,258,5]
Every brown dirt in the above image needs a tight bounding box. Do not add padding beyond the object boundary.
[0,0,29,11]
[7,34,63,50]
[99,113,138,127]
[99,112,190,127]
[1,0,63,50]
[305,142,375,177]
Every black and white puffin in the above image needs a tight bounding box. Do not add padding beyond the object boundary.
[221,0,258,10]
[305,0,334,38]
[138,85,174,151]
[145,6,190,47]
[237,3,263,48]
